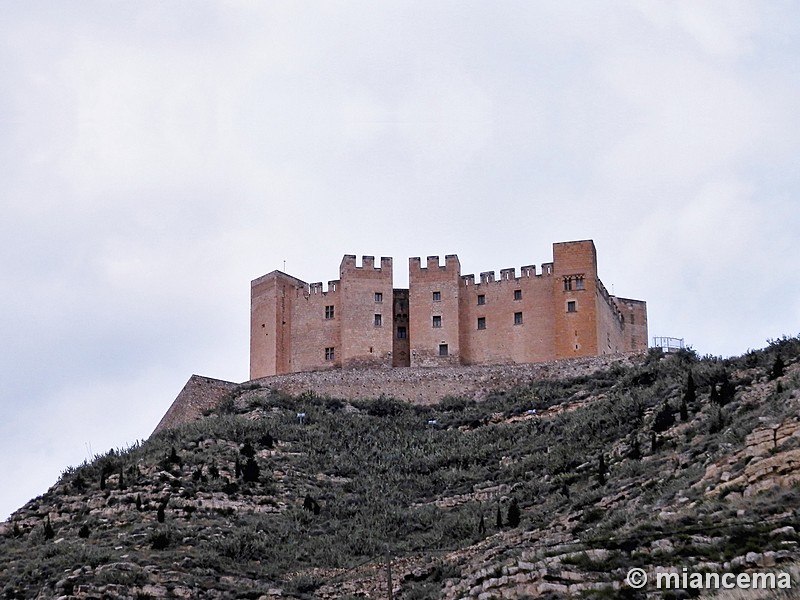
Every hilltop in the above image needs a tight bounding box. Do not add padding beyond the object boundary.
[2,337,800,599]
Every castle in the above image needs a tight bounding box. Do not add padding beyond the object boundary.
[250,240,647,378]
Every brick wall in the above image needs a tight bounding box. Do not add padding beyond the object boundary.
[339,256,394,368]
[459,264,556,365]
[409,255,462,367]
[552,240,601,358]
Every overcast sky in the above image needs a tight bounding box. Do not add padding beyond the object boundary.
[2,1,799,521]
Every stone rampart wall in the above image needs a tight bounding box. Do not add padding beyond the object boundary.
[154,352,645,434]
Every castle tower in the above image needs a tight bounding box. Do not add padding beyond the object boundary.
[408,255,461,367]
[250,270,308,378]
[338,255,394,368]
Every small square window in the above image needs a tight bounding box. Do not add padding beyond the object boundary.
[374,292,383,303]
[477,294,485,305]
[514,312,523,325]
[477,317,486,330]
[374,314,382,327]
[432,291,441,302]
[514,289,522,301]
[432,315,442,328]
[325,347,335,360]
[397,326,407,339]
[324,305,335,319]
[567,301,577,313]
[439,343,449,357]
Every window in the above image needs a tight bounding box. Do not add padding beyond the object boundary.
[432,315,442,328]
[514,289,522,301]
[439,344,449,357]
[374,292,383,303]
[374,314,382,327]
[397,326,407,339]
[575,277,585,290]
[325,347,335,360]
[564,278,573,291]
[324,305,334,319]
[629,314,635,325]
[477,317,486,330]
[567,301,577,313]
[477,294,485,305]
[514,311,523,325]
[432,291,441,302]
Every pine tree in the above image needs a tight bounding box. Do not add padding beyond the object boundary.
[157,504,165,523]
[118,466,125,491]
[135,494,143,511]
[507,499,521,528]
[684,372,696,405]
[242,457,260,483]
[496,504,503,528]
[628,437,641,460]
[597,454,607,486]
[719,374,735,406]
[169,446,181,467]
[240,441,256,458]
[770,355,786,381]
[43,516,54,541]
[680,397,689,422]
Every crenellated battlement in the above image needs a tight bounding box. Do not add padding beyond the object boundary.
[461,262,553,287]
[306,280,340,295]
[409,254,460,273]
[340,255,392,275]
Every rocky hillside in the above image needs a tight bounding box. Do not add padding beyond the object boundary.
[3,337,800,599]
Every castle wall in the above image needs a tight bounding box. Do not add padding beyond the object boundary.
[288,280,341,372]
[153,375,237,435]
[595,279,627,355]
[459,265,556,365]
[339,256,394,368]
[155,351,647,434]
[614,297,649,352]
[408,255,462,367]
[250,271,308,379]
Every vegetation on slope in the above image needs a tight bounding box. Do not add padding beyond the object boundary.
[2,336,800,598]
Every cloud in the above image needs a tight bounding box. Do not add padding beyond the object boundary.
[1,1,800,520]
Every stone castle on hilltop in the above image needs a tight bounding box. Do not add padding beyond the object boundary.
[154,240,648,434]
[250,240,647,378]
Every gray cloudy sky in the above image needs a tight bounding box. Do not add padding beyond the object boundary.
[2,1,799,520]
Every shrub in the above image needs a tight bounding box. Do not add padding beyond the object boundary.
[149,526,173,550]
[242,458,260,483]
[652,401,675,433]
[771,355,786,381]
